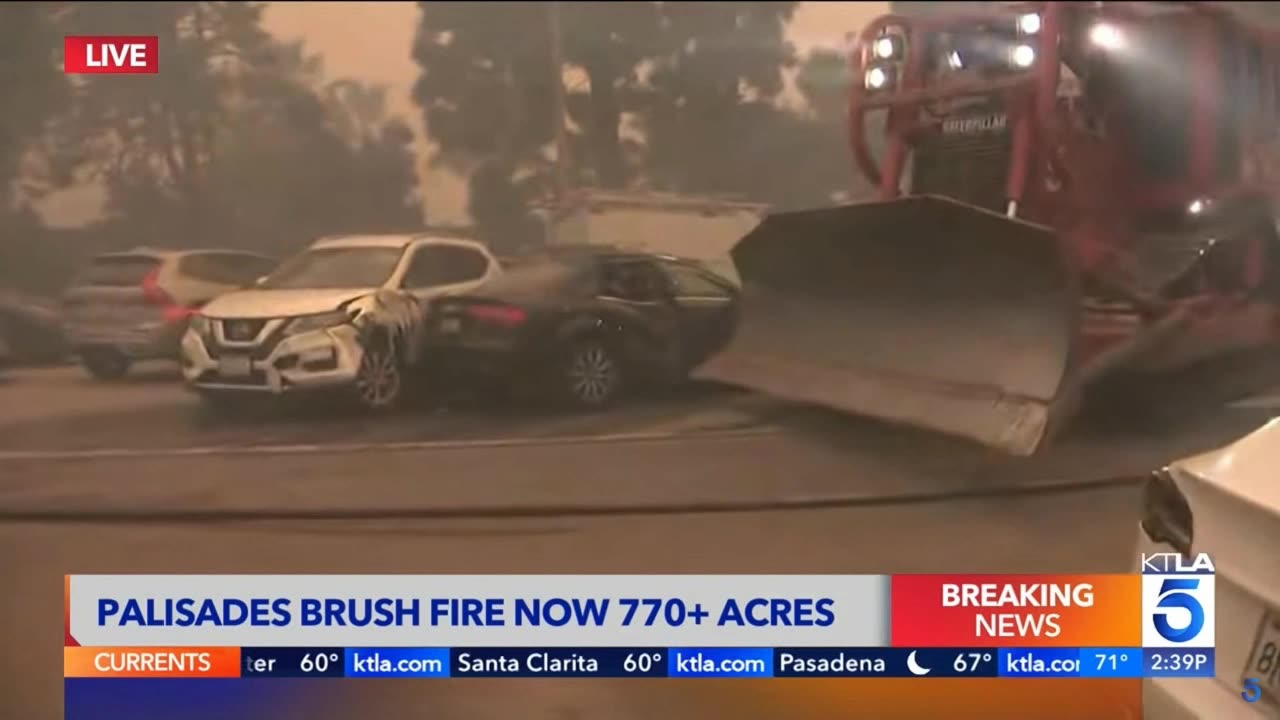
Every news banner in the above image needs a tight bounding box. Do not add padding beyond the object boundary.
[64,555,1216,681]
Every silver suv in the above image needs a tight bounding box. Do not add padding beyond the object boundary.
[63,249,276,380]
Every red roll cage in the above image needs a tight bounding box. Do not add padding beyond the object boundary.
[848,1,1280,217]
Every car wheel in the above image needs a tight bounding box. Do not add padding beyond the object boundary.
[353,339,403,411]
[560,339,624,409]
[80,348,131,381]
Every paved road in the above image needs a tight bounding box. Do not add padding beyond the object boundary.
[0,365,781,452]
[3,361,1278,718]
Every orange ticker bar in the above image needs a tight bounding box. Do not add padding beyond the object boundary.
[64,647,241,678]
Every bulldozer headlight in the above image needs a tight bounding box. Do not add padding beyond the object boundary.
[1090,23,1125,51]
[865,65,894,90]
[1017,13,1042,36]
[1011,44,1036,68]
[873,35,903,61]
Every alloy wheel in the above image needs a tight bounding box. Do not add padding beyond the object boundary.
[567,343,618,406]
[355,346,401,409]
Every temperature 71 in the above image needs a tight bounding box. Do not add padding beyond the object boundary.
[953,652,993,673]
[300,652,340,673]
[1096,652,1129,672]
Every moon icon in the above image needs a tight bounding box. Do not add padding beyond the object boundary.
[907,651,931,676]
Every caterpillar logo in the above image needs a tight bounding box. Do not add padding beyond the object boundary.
[942,114,1008,135]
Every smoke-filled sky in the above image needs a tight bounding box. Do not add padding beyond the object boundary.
[41,1,888,227]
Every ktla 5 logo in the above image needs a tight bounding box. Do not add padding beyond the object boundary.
[1141,552,1216,648]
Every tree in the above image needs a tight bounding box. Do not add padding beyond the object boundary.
[637,2,799,195]
[51,2,421,256]
[412,3,557,174]
[556,1,661,188]
[412,1,814,241]
[54,2,281,238]
[413,2,670,188]
[413,1,668,249]
[0,3,69,207]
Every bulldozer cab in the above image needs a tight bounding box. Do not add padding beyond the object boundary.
[705,2,1280,456]
[852,2,1273,224]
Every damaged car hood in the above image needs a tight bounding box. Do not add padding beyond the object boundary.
[200,288,378,320]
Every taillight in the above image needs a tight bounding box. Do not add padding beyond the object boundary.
[140,267,170,305]
[464,304,527,327]
[163,305,196,322]
[1141,469,1194,556]
[141,267,196,323]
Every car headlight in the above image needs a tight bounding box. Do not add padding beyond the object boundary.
[283,310,353,336]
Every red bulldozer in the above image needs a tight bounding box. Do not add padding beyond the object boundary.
[704,1,1280,455]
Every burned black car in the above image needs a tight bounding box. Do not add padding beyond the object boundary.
[422,249,739,408]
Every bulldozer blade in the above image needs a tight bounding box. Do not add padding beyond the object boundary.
[698,195,1078,456]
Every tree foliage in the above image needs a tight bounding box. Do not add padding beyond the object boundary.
[412,1,870,238]
[47,2,421,256]
[0,3,69,207]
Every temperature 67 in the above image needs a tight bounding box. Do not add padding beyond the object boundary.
[954,652,993,673]
[619,598,707,627]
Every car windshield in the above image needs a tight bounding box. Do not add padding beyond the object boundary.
[259,247,404,290]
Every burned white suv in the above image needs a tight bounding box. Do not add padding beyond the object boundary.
[180,234,499,410]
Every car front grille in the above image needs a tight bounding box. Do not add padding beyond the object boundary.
[220,318,267,343]
[209,319,284,361]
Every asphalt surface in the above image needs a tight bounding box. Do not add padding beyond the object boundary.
[3,359,1279,718]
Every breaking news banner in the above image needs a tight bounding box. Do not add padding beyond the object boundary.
[62,571,1214,681]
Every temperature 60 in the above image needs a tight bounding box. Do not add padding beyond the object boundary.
[624,652,664,673]
[953,653,993,673]
[300,652,340,673]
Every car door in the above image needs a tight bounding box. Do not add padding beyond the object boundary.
[597,258,682,376]
[399,244,497,365]
[659,259,739,369]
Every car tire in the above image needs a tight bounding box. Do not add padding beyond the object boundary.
[558,338,624,410]
[80,348,131,381]
[352,338,403,412]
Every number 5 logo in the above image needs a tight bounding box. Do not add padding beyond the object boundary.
[1243,678,1261,703]
[1153,579,1204,643]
